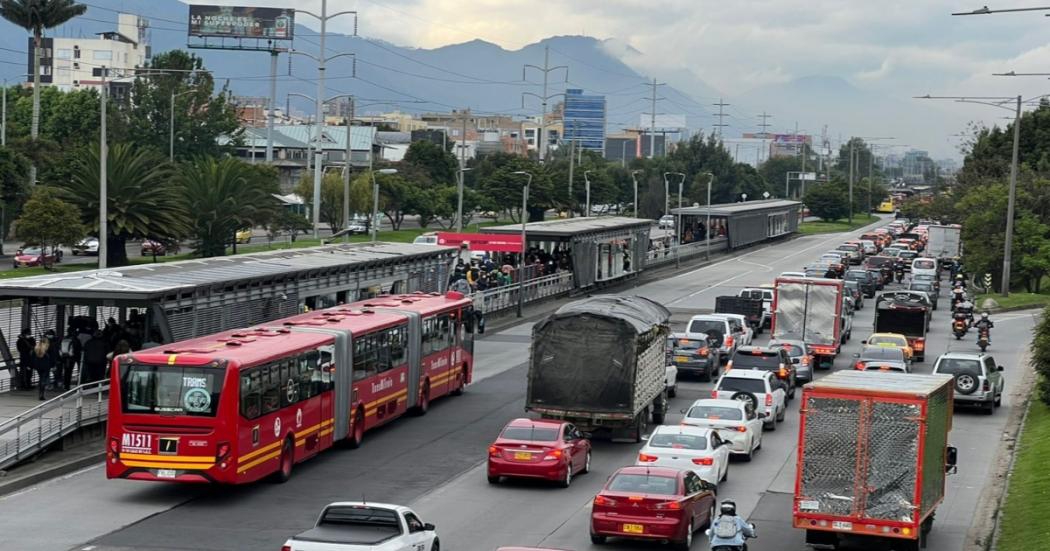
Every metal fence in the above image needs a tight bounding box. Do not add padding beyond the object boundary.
[471,272,575,315]
[645,237,728,268]
[0,380,107,471]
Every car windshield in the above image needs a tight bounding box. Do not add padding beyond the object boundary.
[883,249,901,257]
[731,351,781,369]
[868,336,905,347]
[717,377,766,394]
[771,342,805,357]
[671,337,707,351]
[910,284,935,293]
[914,260,936,270]
[899,251,918,260]
[936,359,982,375]
[820,254,842,262]
[607,473,678,495]
[500,425,559,441]
[688,320,724,336]
[21,247,42,255]
[863,363,907,372]
[686,405,743,420]
[119,364,224,417]
[648,432,708,450]
[860,347,905,361]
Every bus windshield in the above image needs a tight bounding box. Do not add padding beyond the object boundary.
[120,364,225,417]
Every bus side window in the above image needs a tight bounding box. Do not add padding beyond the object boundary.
[280,359,299,408]
[353,336,377,380]
[389,326,406,366]
[261,363,281,415]
[376,330,392,373]
[300,351,319,400]
[318,346,334,391]
[422,317,434,355]
[240,368,262,419]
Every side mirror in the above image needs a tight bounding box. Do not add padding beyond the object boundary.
[680,408,688,414]
[582,431,594,439]
[861,340,868,345]
[423,523,436,532]
[945,446,958,474]
[852,353,860,358]
[758,412,768,419]
[998,365,1004,372]
[705,529,712,538]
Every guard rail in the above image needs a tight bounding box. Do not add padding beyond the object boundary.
[0,380,107,471]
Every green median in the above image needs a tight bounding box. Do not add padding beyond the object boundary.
[797,214,881,235]
[996,399,1050,551]
[976,292,1050,311]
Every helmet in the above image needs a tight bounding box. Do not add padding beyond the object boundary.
[720,500,737,516]
[982,312,989,319]
[955,274,963,280]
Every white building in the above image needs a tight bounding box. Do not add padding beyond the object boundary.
[28,14,149,98]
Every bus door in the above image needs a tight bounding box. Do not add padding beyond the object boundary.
[423,313,455,398]
[315,343,337,450]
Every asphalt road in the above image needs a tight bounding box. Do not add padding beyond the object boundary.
[0,220,1038,551]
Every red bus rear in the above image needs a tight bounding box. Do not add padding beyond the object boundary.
[107,291,477,484]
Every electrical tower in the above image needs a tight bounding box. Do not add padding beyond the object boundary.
[712,98,730,140]
[642,79,666,158]
[522,45,568,162]
[757,112,773,164]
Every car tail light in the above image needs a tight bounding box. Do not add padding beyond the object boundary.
[983,380,990,391]
[733,426,748,432]
[488,445,501,457]
[778,367,787,378]
[281,546,291,551]
[594,495,617,507]
[855,362,865,370]
[692,457,714,466]
[800,355,811,366]
[765,394,773,406]
[654,500,682,510]
[711,389,718,398]
[724,335,734,348]
[638,453,658,462]
[543,449,563,461]
[698,347,709,356]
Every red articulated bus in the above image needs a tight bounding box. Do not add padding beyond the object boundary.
[106,291,478,484]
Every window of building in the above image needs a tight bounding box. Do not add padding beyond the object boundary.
[93,50,112,61]
[56,67,70,79]
[56,49,72,60]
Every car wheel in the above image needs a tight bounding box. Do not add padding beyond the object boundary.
[582,450,591,474]
[764,419,776,431]
[788,381,797,400]
[668,383,677,398]
[675,521,693,551]
[743,445,753,462]
[703,363,714,383]
[413,383,430,416]
[984,400,995,415]
[995,392,1003,407]
[430,539,440,551]
[776,406,786,422]
[721,464,728,482]
[559,464,572,488]
[590,534,606,545]
[703,503,716,529]
[487,475,500,484]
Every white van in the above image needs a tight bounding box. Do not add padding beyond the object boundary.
[911,257,938,279]
[413,233,439,246]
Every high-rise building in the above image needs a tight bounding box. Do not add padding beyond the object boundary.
[563,88,606,155]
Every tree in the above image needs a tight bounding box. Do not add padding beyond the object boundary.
[295,172,344,234]
[1013,213,1050,293]
[14,187,85,268]
[121,50,241,160]
[180,157,279,257]
[57,143,188,266]
[268,209,312,242]
[403,140,458,185]
[803,183,849,222]
[0,147,30,244]
[1031,304,1050,405]
[0,0,86,183]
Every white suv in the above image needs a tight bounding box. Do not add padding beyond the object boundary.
[911,257,938,279]
[680,398,765,461]
[711,370,786,431]
[932,352,1005,414]
[687,315,742,363]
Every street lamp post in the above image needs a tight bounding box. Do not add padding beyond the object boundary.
[702,172,714,261]
[455,167,472,232]
[630,170,642,218]
[584,170,593,217]
[371,168,398,242]
[169,87,198,161]
[289,92,355,238]
[512,171,532,318]
[99,66,108,269]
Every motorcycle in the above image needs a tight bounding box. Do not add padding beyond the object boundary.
[977,328,990,352]
[895,267,905,284]
[952,317,968,340]
[707,523,757,551]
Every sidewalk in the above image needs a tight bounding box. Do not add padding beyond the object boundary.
[0,383,108,471]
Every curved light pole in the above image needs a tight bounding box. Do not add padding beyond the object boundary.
[701,172,714,261]
[511,171,532,318]
[289,92,355,238]
[170,87,199,161]
[630,170,642,217]
[371,168,398,242]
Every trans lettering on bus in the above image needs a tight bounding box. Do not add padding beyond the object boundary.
[105,291,476,485]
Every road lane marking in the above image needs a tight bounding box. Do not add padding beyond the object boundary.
[669,271,752,305]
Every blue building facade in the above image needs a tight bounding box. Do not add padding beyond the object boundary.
[563,88,607,155]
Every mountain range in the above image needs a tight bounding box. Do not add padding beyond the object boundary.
[0,0,959,157]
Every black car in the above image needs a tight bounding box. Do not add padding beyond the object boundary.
[908,282,940,310]
[667,332,721,381]
[864,256,896,285]
[844,280,865,309]
[898,250,919,270]
[728,345,797,400]
[844,269,878,298]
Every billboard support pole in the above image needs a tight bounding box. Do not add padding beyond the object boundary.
[313,0,327,240]
[267,48,277,163]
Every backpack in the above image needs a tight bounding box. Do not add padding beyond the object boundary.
[60,338,75,357]
[713,516,739,539]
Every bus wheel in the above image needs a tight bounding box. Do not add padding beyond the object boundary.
[275,437,294,483]
[414,383,431,416]
[450,367,466,396]
[348,409,365,449]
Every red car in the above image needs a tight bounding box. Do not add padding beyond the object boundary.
[140,239,167,256]
[590,466,717,549]
[13,245,62,268]
[487,418,591,488]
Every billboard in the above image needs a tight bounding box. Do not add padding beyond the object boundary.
[638,114,687,131]
[436,232,524,253]
[188,5,294,40]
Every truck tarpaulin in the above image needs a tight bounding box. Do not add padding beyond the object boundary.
[773,278,842,348]
[528,296,669,414]
[795,371,953,542]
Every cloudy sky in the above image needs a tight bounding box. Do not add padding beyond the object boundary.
[194,1,1050,157]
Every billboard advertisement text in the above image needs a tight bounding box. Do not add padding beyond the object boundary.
[188,5,294,40]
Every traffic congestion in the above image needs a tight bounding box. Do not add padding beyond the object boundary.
[90,216,1006,551]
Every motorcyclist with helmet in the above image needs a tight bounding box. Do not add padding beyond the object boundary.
[974,312,994,343]
[707,499,756,551]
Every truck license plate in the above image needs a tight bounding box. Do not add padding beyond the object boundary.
[798,500,819,511]
[156,469,177,479]
[622,523,644,534]
[832,521,853,531]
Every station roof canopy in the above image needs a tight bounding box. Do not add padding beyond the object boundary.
[671,199,802,217]
[0,242,454,301]
[481,216,653,238]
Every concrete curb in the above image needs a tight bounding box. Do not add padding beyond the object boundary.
[963,351,1037,551]
[987,303,1050,315]
[0,450,104,497]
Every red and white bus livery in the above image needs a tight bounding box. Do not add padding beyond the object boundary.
[106,291,477,484]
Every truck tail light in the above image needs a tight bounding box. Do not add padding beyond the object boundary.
[691,457,714,466]
[915,340,925,351]
[765,394,773,407]
[638,453,658,462]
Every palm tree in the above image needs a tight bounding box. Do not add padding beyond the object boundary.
[180,157,279,258]
[56,143,189,266]
[0,0,87,184]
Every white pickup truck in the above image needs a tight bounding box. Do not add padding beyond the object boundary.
[282,502,440,551]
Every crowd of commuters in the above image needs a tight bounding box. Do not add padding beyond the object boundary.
[10,311,160,400]
[448,248,573,293]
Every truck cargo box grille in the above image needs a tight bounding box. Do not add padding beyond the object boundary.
[799,397,861,517]
[862,401,920,521]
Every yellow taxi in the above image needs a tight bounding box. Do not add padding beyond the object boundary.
[235,228,253,244]
[863,332,913,361]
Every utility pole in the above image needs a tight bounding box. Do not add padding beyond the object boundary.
[343,97,354,241]
[757,112,772,164]
[1,80,6,147]
[522,45,567,162]
[646,79,666,158]
[267,47,279,163]
[1002,95,1021,297]
[867,148,874,215]
[848,139,855,224]
[713,98,730,140]
[455,109,468,231]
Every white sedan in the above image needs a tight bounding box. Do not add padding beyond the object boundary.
[680,399,764,462]
[635,425,730,486]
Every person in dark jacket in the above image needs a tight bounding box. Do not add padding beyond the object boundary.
[81,331,109,385]
[15,329,35,390]
[44,330,60,390]
[30,340,54,400]
[58,328,82,391]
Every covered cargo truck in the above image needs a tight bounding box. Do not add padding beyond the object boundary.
[875,291,931,362]
[772,277,845,367]
[715,295,766,333]
[794,371,957,551]
[526,295,670,442]
[926,225,961,261]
